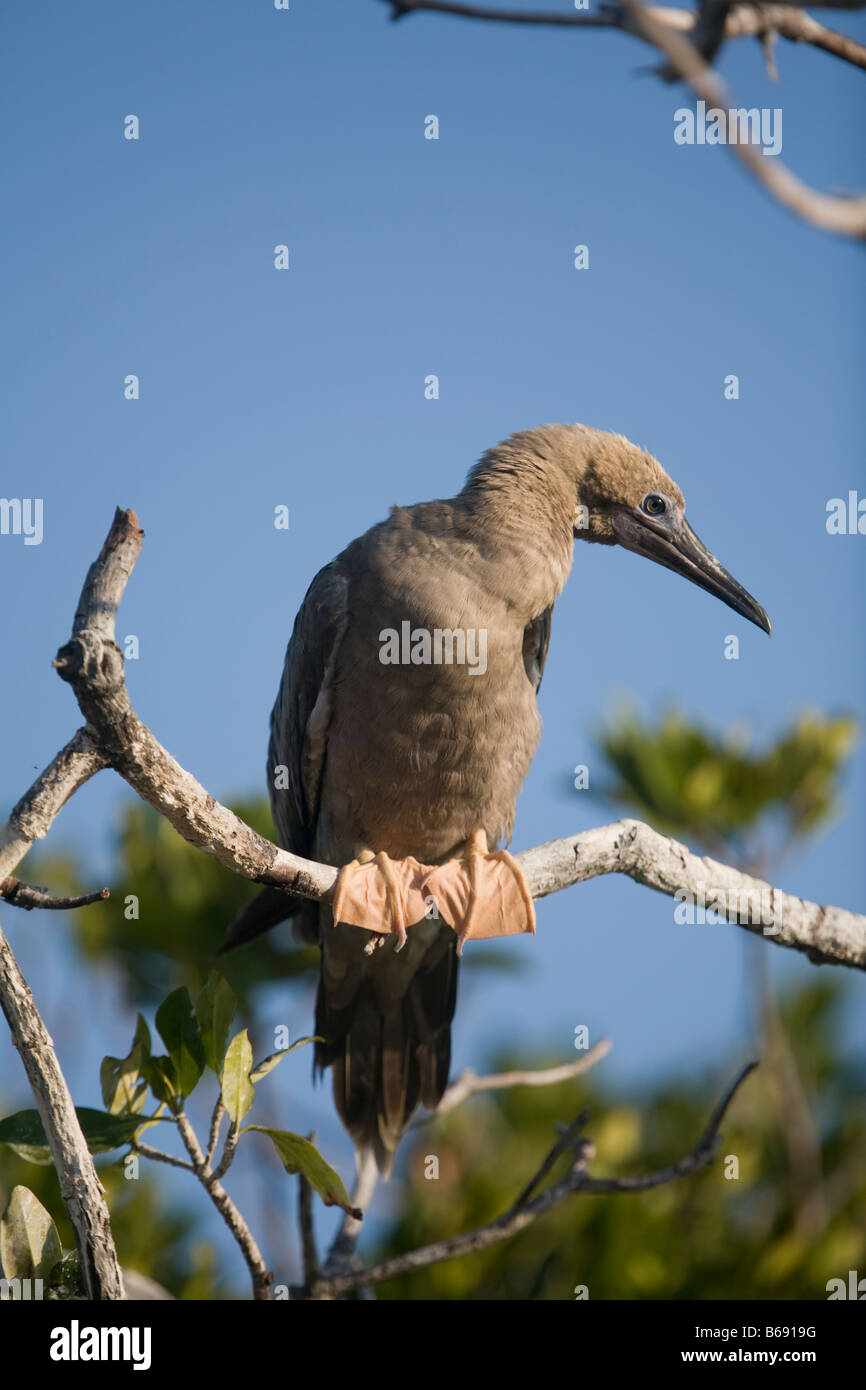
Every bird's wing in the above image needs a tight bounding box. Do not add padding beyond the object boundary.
[522,604,553,692]
[219,560,348,953]
[267,559,350,856]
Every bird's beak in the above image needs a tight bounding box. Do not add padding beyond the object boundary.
[612,508,771,635]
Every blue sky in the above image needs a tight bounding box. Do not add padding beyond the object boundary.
[1,1,864,1279]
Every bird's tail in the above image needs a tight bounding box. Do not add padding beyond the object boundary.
[314,933,459,1176]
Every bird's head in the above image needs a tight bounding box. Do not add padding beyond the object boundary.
[568,425,771,635]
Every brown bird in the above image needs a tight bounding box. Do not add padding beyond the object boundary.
[224,424,770,1173]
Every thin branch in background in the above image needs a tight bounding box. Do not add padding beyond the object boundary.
[385,0,866,71]
[308,1061,757,1296]
[622,0,866,237]
[384,0,866,234]
[0,878,110,911]
[431,1037,612,1118]
[298,1134,320,1288]
[321,1149,380,1281]
[505,1108,593,1215]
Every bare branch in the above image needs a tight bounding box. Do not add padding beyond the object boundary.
[174,1111,273,1300]
[505,1108,593,1214]
[384,0,866,71]
[432,1037,612,1117]
[383,1,866,228]
[298,1133,320,1288]
[0,914,125,1299]
[622,0,866,237]
[0,878,110,911]
[36,510,865,972]
[322,1150,380,1280]
[0,727,107,882]
[310,1061,756,1295]
[131,1139,196,1174]
[205,1097,225,1170]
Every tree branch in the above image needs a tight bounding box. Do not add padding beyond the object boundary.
[32,508,864,972]
[0,914,125,1299]
[430,1037,612,1117]
[384,0,866,71]
[383,0,866,235]
[622,0,866,238]
[174,1111,273,1301]
[307,1060,757,1296]
[0,878,110,911]
[0,727,107,882]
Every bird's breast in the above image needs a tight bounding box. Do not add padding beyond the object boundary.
[317,588,541,863]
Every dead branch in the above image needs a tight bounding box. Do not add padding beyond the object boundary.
[383,0,866,236]
[621,0,866,236]
[432,1037,613,1117]
[0,502,857,979]
[0,878,109,911]
[0,915,125,1299]
[21,508,861,971]
[385,0,866,71]
[305,1060,756,1296]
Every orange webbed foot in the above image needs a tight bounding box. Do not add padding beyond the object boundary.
[331,849,430,952]
[423,830,536,955]
[330,833,536,956]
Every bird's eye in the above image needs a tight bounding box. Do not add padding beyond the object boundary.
[642,493,667,517]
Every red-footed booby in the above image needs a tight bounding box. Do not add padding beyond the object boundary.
[224,424,770,1173]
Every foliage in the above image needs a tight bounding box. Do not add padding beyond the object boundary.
[373,979,866,1300]
[66,798,318,1009]
[595,706,857,863]
[0,971,352,1297]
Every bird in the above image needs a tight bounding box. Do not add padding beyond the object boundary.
[223,423,770,1174]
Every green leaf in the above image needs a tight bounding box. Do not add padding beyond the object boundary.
[249,1035,320,1083]
[144,1055,180,1112]
[0,1186,62,1282]
[6,1143,55,1166]
[221,1029,255,1126]
[195,971,237,1075]
[247,1127,359,1216]
[155,987,206,1099]
[100,1017,150,1117]
[0,1108,141,1157]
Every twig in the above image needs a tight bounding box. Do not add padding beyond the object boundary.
[385,0,866,234]
[205,1097,225,1170]
[0,727,107,881]
[174,1111,273,1300]
[298,1133,320,1287]
[0,878,110,911]
[0,914,125,1299]
[505,1108,592,1214]
[384,0,866,72]
[322,1149,380,1278]
[620,0,866,237]
[431,1038,612,1117]
[309,1060,756,1296]
[211,1124,239,1181]
[131,1139,196,1173]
